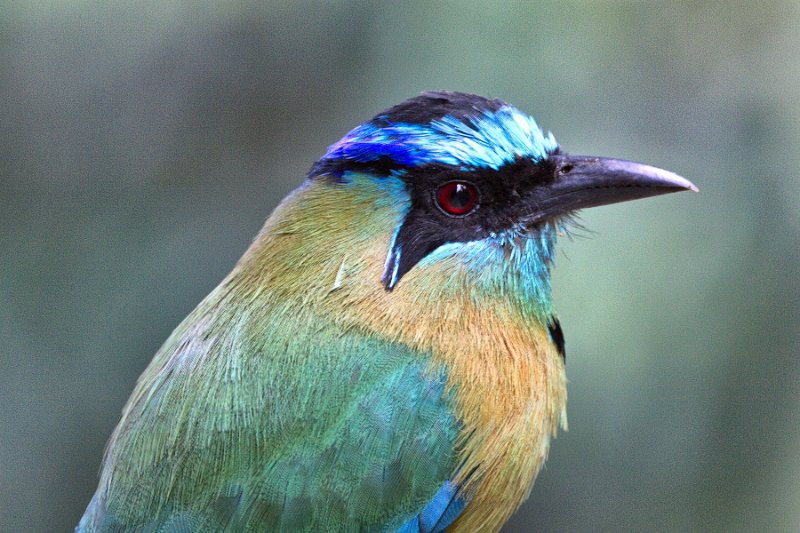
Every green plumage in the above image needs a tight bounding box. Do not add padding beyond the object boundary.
[79,273,459,531]
[78,92,696,532]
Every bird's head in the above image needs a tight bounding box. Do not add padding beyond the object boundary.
[255,92,695,316]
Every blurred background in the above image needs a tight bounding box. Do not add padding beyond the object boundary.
[2,1,798,531]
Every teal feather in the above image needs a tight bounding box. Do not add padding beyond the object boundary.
[77,278,461,532]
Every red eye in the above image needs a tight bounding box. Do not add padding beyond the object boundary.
[436,181,479,216]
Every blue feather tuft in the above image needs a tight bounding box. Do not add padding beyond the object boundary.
[323,106,557,171]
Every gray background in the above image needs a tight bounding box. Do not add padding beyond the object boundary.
[2,2,798,531]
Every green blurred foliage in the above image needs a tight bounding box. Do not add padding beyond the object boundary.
[1,1,798,531]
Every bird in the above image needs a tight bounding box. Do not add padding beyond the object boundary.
[77,91,696,533]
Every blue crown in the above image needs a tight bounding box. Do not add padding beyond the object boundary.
[314,93,558,176]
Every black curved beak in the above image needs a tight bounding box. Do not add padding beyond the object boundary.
[526,154,698,222]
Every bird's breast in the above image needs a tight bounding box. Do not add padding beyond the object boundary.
[317,251,568,532]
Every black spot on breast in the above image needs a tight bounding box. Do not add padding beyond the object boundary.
[548,318,565,361]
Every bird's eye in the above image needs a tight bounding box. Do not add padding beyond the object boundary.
[436,181,479,216]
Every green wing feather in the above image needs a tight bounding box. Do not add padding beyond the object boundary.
[78,282,460,532]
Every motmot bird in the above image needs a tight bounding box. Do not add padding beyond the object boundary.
[78,91,696,532]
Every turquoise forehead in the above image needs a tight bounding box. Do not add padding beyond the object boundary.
[323,106,558,170]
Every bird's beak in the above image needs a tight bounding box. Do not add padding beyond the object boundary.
[527,154,698,222]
